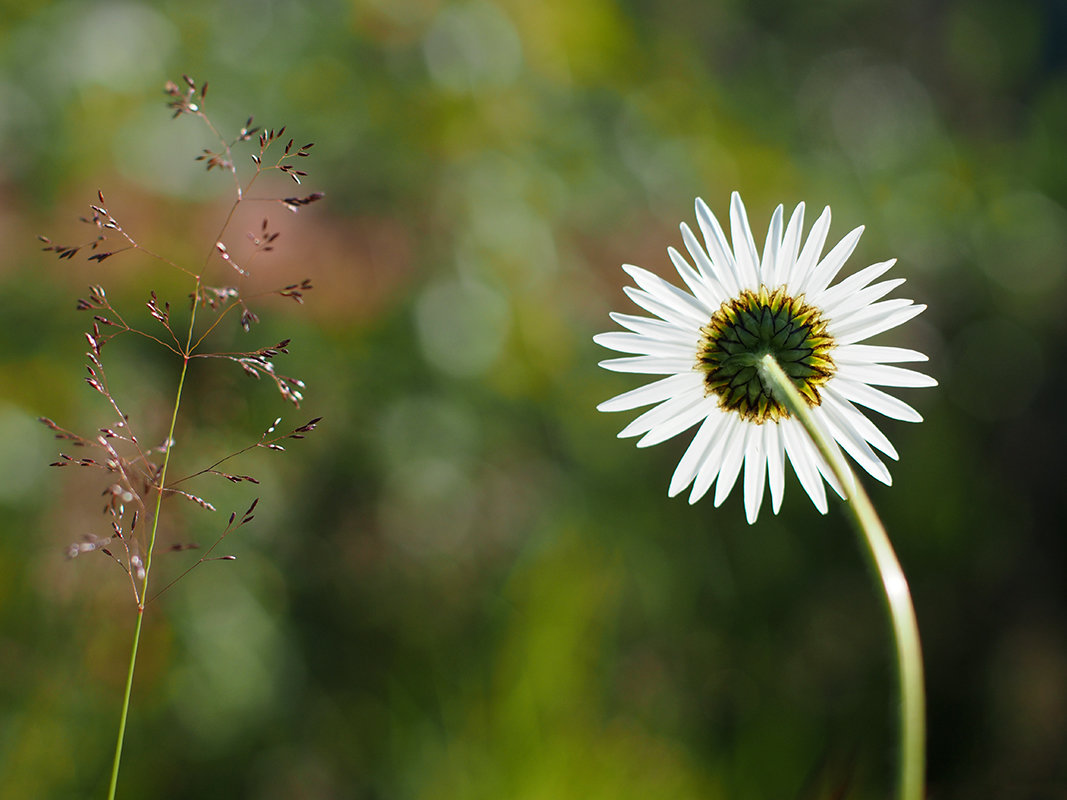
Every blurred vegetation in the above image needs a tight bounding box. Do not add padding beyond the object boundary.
[1,0,1065,798]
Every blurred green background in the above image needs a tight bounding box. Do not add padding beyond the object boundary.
[2,0,1065,797]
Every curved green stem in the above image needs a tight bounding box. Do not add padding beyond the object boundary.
[758,354,926,800]
[106,340,194,799]
[106,609,143,799]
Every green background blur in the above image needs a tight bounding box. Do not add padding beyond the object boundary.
[2,0,1065,798]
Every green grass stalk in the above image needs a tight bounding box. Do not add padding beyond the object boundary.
[106,292,199,800]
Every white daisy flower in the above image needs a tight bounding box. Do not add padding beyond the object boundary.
[595,192,936,523]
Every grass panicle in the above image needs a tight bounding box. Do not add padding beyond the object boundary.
[39,75,323,800]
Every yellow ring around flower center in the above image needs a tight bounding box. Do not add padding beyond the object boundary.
[697,286,836,423]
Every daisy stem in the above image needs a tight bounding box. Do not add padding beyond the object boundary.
[758,353,925,800]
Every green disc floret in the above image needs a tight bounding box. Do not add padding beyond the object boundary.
[697,286,835,423]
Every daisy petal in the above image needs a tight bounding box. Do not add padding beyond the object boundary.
[668,246,725,309]
[780,421,828,514]
[823,278,906,322]
[623,264,713,318]
[817,404,892,485]
[832,300,926,345]
[608,312,697,345]
[788,205,831,291]
[593,331,697,358]
[760,205,784,281]
[597,373,701,413]
[812,259,896,310]
[623,286,705,329]
[814,454,849,500]
[730,192,761,289]
[713,422,749,507]
[669,412,725,497]
[690,415,740,503]
[822,388,898,459]
[695,198,743,295]
[637,397,713,448]
[598,355,698,375]
[833,378,924,422]
[839,363,938,388]
[743,430,767,523]
[617,392,706,439]
[833,344,929,364]
[805,225,865,296]
[680,223,734,297]
[771,202,805,288]
[765,423,786,514]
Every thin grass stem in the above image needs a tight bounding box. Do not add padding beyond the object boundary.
[106,609,142,798]
[106,296,197,799]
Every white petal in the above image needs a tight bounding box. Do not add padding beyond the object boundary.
[787,205,831,292]
[781,421,828,514]
[832,300,926,345]
[597,373,702,412]
[730,192,761,289]
[814,454,848,500]
[823,278,906,322]
[593,331,697,358]
[608,312,697,345]
[637,396,714,447]
[832,378,924,422]
[680,226,735,303]
[622,264,712,318]
[805,225,865,296]
[695,198,743,296]
[812,259,896,310]
[599,355,698,375]
[821,387,898,459]
[690,414,740,503]
[795,415,851,500]
[618,392,706,439]
[760,204,784,282]
[771,202,805,288]
[623,286,705,330]
[765,423,786,514]
[817,404,892,485]
[838,362,938,388]
[668,246,725,310]
[669,412,725,497]
[679,224,733,299]
[743,429,767,523]
[714,421,749,507]
[833,344,929,364]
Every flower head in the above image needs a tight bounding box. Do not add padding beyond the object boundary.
[595,192,936,523]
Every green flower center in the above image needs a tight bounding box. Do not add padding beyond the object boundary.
[697,286,836,424]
